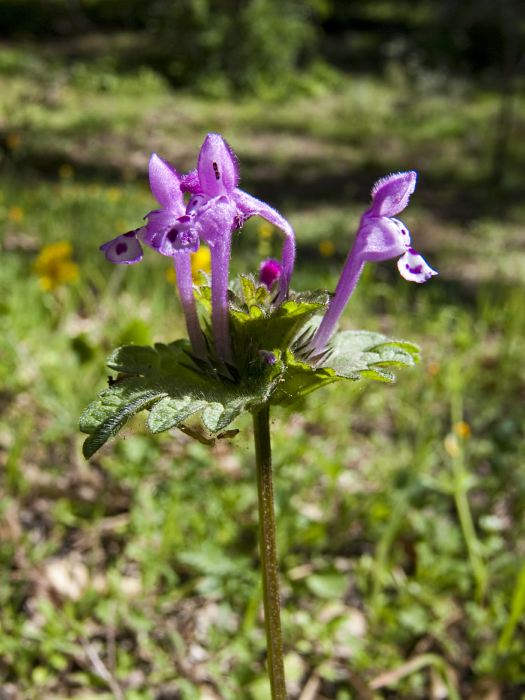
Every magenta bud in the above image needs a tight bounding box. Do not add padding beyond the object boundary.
[259,350,277,365]
[259,258,282,289]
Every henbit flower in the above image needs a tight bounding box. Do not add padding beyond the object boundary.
[180,133,296,362]
[259,258,282,290]
[33,241,79,291]
[99,134,296,364]
[100,154,206,357]
[310,171,436,354]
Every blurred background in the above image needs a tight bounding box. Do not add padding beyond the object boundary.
[1,1,524,698]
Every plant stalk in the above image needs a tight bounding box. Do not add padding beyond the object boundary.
[252,405,287,700]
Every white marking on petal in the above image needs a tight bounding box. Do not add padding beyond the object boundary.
[397,249,437,283]
[100,233,143,264]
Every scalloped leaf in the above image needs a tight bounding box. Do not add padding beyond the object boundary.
[147,396,207,433]
[80,380,166,458]
[80,293,420,458]
[80,341,284,458]
[272,352,337,405]
[325,331,418,380]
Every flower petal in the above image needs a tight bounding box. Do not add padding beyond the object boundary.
[143,208,181,250]
[186,193,209,215]
[148,154,183,209]
[193,196,237,247]
[100,231,143,264]
[356,216,409,262]
[370,171,417,217]
[397,248,437,283]
[158,225,200,256]
[197,133,239,197]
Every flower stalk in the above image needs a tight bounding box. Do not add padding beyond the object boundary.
[252,405,287,700]
[173,254,206,357]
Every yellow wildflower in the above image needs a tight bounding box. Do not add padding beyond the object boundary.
[191,245,212,279]
[58,164,74,180]
[33,241,79,291]
[167,246,212,285]
[454,421,471,440]
[8,206,24,223]
[318,240,335,257]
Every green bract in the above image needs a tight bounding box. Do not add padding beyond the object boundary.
[80,276,419,458]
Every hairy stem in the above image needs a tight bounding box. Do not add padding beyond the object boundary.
[173,254,206,358]
[310,246,364,354]
[211,235,232,362]
[252,406,287,700]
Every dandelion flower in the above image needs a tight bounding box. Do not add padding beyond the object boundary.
[33,241,79,291]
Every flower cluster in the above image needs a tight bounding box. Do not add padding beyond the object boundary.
[100,133,435,365]
[101,134,295,362]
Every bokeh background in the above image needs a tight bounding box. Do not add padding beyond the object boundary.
[1,1,525,698]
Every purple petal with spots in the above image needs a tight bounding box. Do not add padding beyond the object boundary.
[186,194,209,215]
[197,133,239,197]
[397,248,437,283]
[148,154,183,209]
[143,209,180,250]
[158,226,200,256]
[370,171,417,217]
[100,231,143,264]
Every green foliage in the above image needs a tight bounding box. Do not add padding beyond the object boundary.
[145,0,326,95]
[80,277,418,457]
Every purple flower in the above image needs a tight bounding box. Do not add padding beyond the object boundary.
[100,154,206,356]
[310,171,436,353]
[179,133,296,361]
[259,258,282,290]
[99,133,296,363]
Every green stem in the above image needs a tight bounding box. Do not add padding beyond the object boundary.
[252,405,287,700]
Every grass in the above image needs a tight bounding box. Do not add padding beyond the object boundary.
[1,39,525,699]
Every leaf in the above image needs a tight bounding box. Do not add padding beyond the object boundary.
[80,380,166,459]
[272,332,419,405]
[239,274,257,306]
[325,331,419,381]
[272,352,337,405]
[147,396,207,433]
[80,340,284,457]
